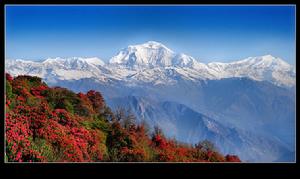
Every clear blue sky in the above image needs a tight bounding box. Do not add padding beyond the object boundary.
[5,5,296,65]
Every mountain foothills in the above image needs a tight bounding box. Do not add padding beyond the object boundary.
[5,41,296,162]
[5,73,240,162]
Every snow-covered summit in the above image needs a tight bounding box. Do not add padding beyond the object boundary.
[207,54,295,86]
[225,55,291,69]
[137,41,173,51]
[109,41,175,68]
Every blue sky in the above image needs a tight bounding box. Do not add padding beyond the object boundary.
[5,5,296,65]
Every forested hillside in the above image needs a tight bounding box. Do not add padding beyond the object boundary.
[5,73,240,162]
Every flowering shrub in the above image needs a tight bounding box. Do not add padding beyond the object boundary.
[86,90,105,113]
[6,99,11,107]
[31,85,48,97]
[225,155,241,162]
[54,108,77,127]
[152,134,168,149]
[75,92,95,116]
[119,147,146,162]
[6,102,104,162]
[5,107,45,162]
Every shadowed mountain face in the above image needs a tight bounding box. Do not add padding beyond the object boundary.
[5,41,295,162]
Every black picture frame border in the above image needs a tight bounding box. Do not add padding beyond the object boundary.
[1,0,299,178]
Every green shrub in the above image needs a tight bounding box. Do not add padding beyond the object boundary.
[30,138,57,162]
[6,80,14,99]
[64,100,74,114]
[45,87,79,112]
[26,96,42,107]
[81,116,110,133]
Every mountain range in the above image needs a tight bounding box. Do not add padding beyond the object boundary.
[5,41,296,162]
[6,41,295,87]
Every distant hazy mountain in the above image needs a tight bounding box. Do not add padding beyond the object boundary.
[5,41,296,162]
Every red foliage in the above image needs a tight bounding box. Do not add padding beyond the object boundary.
[120,147,146,162]
[78,92,86,99]
[86,90,105,112]
[13,85,31,97]
[6,99,11,107]
[6,73,13,82]
[30,85,48,97]
[54,108,77,127]
[225,155,241,162]
[152,134,168,149]
[152,135,189,162]
[207,150,213,158]
[5,96,103,162]
[76,92,95,116]
[16,96,26,102]
[5,105,45,162]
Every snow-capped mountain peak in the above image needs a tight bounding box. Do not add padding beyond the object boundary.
[234,54,287,66]
[259,55,292,69]
[139,41,173,51]
[109,41,175,68]
[228,54,294,73]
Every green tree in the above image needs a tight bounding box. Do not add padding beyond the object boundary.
[114,107,136,130]
[153,125,163,137]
